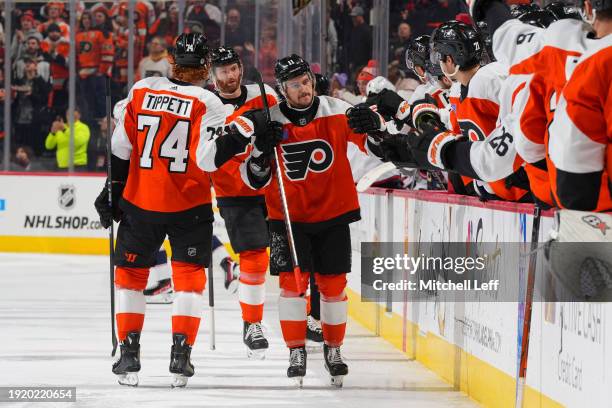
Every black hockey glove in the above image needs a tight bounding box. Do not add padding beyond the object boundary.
[232,109,269,139]
[253,120,284,156]
[408,121,457,170]
[379,134,417,166]
[346,104,386,134]
[366,88,411,121]
[409,95,442,132]
[94,180,125,229]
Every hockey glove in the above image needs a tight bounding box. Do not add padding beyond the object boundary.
[94,180,125,229]
[366,88,411,121]
[409,122,457,170]
[346,104,387,134]
[379,134,417,166]
[409,95,442,132]
[232,109,269,139]
[253,121,284,157]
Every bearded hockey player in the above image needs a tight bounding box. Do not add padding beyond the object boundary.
[238,54,372,387]
[208,46,279,359]
[94,33,255,387]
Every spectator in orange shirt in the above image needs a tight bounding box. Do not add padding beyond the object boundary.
[41,23,70,117]
[76,10,113,123]
[38,2,70,39]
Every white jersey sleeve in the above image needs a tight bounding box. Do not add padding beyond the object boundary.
[196,91,231,172]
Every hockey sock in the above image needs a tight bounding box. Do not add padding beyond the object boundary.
[171,261,206,345]
[279,271,310,348]
[238,249,268,323]
[316,273,348,347]
[115,266,149,341]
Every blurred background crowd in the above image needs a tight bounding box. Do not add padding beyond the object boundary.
[0,0,490,173]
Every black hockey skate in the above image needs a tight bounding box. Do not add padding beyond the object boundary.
[323,344,348,387]
[143,278,174,304]
[287,346,307,387]
[112,331,141,386]
[169,333,194,388]
[306,315,323,349]
[221,257,239,294]
[243,321,268,360]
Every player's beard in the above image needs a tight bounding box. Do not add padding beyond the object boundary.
[288,90,313,109]
[217,77,240,95]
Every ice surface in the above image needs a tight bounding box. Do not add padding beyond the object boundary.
[0,253,477,408]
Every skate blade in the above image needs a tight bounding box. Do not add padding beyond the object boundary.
[226,279,239,294]
[171,374,189,388]
[290,376,304,388]
[324,365,346,388]
[246,347,266,360]
[330,375,345,388]
[117,372,139,387]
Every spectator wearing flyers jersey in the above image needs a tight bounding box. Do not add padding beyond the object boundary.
[137,36,172,80]
[38,2,70,40]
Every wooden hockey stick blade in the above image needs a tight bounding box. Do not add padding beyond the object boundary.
[356,162,397,192]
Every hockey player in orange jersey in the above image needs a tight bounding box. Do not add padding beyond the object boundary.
[469,0,612,209]
[239,55,373,387]
[209,46,278,359]
[94,33,257,388]
[548,3,612,212]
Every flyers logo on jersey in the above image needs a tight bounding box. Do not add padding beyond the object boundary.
[281,140,334,181]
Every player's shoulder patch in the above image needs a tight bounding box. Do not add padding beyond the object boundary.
[316,95,352,119]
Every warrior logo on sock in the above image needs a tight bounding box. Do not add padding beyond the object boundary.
[281,140,334,181]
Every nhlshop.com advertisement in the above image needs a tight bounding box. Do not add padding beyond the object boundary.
[0,174,106,239]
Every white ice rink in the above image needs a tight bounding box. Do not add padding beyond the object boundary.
[1,253,478,408]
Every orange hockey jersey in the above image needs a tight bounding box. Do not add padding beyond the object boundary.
[112,76,227,222]
[494,18,599,206]
[211,83,278,204]
[449,62,530,201]
[548,35,612,212]
[76,30,114,77]
[241,96,367,225]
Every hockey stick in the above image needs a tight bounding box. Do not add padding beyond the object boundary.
[208,254,216,350]
[515,205,541,408]
[106,77,118,357]
[356,162,397,192]
[253,71,305,296]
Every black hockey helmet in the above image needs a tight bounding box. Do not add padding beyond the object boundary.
[405,35,430,73]
[476,21,495,62]
[518,9,557,27]
[210,46,241,67]
[430,21,484,70]
[274,54,312,83]
[544,2,582,20]
[510,3,541,18]
[174,33,210,67]
[315,73,330,95]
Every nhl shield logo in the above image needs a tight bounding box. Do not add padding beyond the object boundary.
[58,185,76,210]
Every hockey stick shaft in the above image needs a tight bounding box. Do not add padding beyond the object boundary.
[253,71,304,295]
[106,77,118,357]
[515,205,541,408]
[208,255,216,350]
